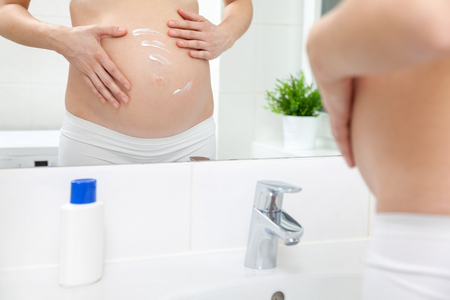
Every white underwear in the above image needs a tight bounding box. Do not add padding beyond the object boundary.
[362,213,450,300]
[58,111,216,166]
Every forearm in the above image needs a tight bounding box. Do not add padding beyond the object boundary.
[220,0,253,49]
[0,2,69,54]
[308,0,450,82]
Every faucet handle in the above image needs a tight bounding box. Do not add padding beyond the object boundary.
[254,181,302,212]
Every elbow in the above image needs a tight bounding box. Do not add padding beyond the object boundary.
[241,0,253,30]
[306,23,328,82]
[306,26,319,67]
[0,2,23,37]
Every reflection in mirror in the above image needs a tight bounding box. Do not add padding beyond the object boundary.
[216,0,339,160]
[0,0,340,169]
[322,0,342,15]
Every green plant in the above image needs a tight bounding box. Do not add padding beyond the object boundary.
[265,72,322,117]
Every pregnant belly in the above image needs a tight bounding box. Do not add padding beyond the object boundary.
[66,1,213,138]
[351,59,450,213]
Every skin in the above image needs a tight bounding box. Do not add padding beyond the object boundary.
[0,0,131,107]
[0,0,252,123]
[168,0,253,60]
[308,0,450,215]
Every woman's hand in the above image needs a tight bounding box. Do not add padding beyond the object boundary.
[316,77,356,168]
[167,8,232,60]
[58,25,131,108]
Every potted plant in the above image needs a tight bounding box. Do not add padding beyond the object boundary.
[265,72,322,150]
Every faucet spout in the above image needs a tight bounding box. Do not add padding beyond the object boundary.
[244,207,304,269]
[260,209,303,246]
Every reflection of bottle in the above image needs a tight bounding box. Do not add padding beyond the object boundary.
[58,179,104,287]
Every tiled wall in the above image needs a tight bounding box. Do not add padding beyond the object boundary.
[0,0,221,131]
[0,1,71,130]
[217,0,308,160]
[0,156,372,271]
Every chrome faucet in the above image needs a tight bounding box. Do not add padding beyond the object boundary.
[244,181,304,269]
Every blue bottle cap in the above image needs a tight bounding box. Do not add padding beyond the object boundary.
[70,179,97,204]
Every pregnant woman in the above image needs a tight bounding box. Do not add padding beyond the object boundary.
[308,0,450,299]
[0,0,252,165]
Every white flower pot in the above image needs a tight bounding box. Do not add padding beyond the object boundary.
[282,115,318,150]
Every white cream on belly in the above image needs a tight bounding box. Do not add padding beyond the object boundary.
[150,54,172,66]
[173,81,193,96]
[132,28,193,96]
[141,40,170,53]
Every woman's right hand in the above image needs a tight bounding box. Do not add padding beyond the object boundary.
[57,25,131,108]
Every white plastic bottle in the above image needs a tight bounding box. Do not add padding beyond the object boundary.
[58,178,104,287]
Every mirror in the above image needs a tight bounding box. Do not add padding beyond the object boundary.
[0,0,340,169]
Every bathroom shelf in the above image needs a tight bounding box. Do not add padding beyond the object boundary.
[251,138,341,159]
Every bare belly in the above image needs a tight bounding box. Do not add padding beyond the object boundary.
[352,58,450,214]
[66,0,213,138]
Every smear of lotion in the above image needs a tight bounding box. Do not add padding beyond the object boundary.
[132,28,167,39]
[173,81,193,96]
[150,54,171,66]
[141,40,170,53]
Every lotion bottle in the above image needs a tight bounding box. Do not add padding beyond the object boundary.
[59,178,104,287]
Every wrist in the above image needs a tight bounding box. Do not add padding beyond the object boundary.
[218,22,235,51]
[47,24,73,56]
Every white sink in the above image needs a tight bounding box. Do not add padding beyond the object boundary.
[171,274,362,300]
[0,240,368,300]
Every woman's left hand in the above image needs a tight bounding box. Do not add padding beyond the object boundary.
[317,77,356,168]
[168,8,232,60]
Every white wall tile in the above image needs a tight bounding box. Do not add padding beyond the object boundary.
[191,157,370,251]
[198,0,222,25]
[209,57,221,94]
[256,0,303,25]
[217,93,255,159]
[219,25,257,93]
[28,0,71,18]
[217,135,253,160]
[218,93,255,135]
[369,194,377,236]
[302,0,321,84]
[213,91,220,147]
[250,0,259,25]
[30,17,71,85]
[0,163,192,270]
[31,84,66,130]
[254,93,283,142]
[213,90,220,159]
[31,48,69,84]
[0,37,31,84]
[283,161,370,243]
[31,49,69,84]
[255,25,303,93]
[0,85,32,130]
